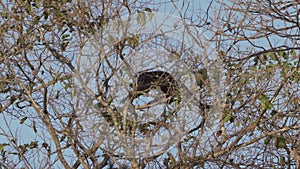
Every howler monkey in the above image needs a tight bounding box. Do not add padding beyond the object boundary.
[129,71,181,104]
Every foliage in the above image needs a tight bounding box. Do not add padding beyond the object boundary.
[0,0,299,168]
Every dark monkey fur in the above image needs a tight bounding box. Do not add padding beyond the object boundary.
[130,71,181,104]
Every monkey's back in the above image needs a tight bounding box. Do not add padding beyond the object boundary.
[132,71,180,103]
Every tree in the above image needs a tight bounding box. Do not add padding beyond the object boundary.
[0,0,299,168]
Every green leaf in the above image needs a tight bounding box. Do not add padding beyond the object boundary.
[277,137,286,148]
[62,34,70,41]
[236,121,240,127]
[11,138,16,144]
[64,83,72,90]
[258,94,273,110]
[145,7,152,12]
[29,141,38,149]
[0,103,2,113]
[0,143,9,151]
[9,152,18,155]
[184,135,195,142]
[61,42,69,51]
[282,52,288,60]
[161,135,167,142]
[264,135,272,145]
[53,73,61,81]
[19,145,28,154]
[0,82,6,92]
[270,110,278,116]
[33,121,37,133]
[167,152,176,167]
[174,99,180,106]
[227,23,232,32]
[20,117,28,124]
[269,53,276,61]
[61,75,71,81]
[279,156,285,166]
[126,35,139,49]
[42,142,49,148]
[71,87,75,98]
[137,10,146,26]
[274,135,287,149]
[290,50,297,58]
[223,114,232,123]
[41,24,51,31]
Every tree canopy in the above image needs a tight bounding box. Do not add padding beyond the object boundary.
[0,0,299,168]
